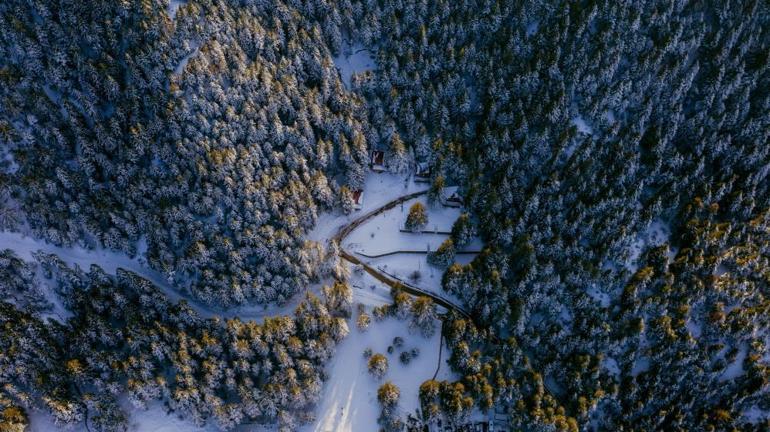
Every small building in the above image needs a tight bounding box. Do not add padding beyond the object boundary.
[414,162,431,182]
[370,150,386,172]
[441,186,463,208]
[351,189,364,210]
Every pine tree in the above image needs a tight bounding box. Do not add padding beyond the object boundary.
[405,202,428,232]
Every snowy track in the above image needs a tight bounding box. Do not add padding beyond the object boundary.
[330,191,472,318]
[0,230,301,322]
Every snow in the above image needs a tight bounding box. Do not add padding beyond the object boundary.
[742,406,770,424]
[332,44,375,88]
[685,318,702,339]
[631,357,650,377]
[1,146,19,174]
[624,219,671,273]
[349,265,400,308]
[168,0,186,20]
[586,283,611,307]
[571,115,593,135]
[124,400,214,432]
[304,314,455,432]
[720,345,747,381]
[343,194,482,298]
[309,171,479,308]
[602,357,621,378]
[526,21,539,37]
[308,173,423,244]
[174,47,199,75]
[28,399,217,432]
[27,408,76,432]
[0,230,297,322]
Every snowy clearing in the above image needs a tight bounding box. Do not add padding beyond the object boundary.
[308,173,424,244]
[174,45,200,75]
[624,219,671,273]
[303,314,455,432]
[586,283,611,308]
[571,115,593,135]
[341,193,482,298]
[168,0,186,20]
[720,345,747,381]
[332,44,375,88]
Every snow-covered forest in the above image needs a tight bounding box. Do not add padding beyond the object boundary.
[1,0,770,430]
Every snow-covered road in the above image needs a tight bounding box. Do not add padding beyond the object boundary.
[0,230,303,321]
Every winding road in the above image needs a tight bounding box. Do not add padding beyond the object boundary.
[331,190,471,318]
[1,187,472,320]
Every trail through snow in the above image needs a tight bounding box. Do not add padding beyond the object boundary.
[5,172,464,431]
[302,315,456,432]
[0,230,300,321]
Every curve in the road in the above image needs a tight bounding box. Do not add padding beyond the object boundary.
[333,191,471,319]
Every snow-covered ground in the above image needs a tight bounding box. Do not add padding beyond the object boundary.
[342,193,482,298]
[27,400,217,432]
[304,313,456,432]
[526,21,539,37]
[571,115,593,135]
[332,44,375,88]
[308,173,423,244]
[586,283,611,308]
[168,0,186,20]
[174,46,199,75]
[720,344,747,381]
[348,266,399,308]
[624,219,671,273]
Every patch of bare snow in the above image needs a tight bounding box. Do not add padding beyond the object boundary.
[344,194,481,301]
[124,400,214,432]
[572,115,593,135]
[304,314,455,432]
[602,357,621,378]
[174,46,199,75]
[742,406,770,425]
[168,0,186,20]
[631,357,650,377]
[1,147,19,174]
[685,317,702,339]
[624,219,671,273]
[526,21,539,36]
[586,284,611,307]
[349,264,397,308]
[307,172,423,246]
[333,44,375,88]
[720,345,747,381]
